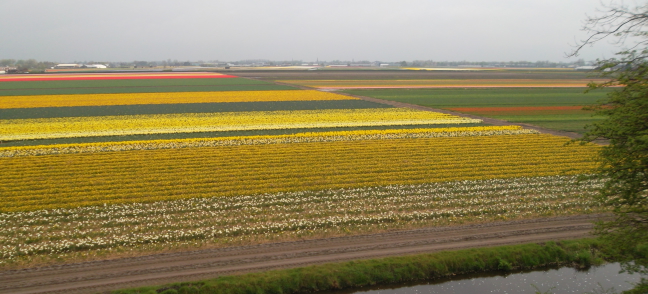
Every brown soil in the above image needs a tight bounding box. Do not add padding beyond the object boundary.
[0,214,606,294]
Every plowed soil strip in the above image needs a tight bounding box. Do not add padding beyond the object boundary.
[0,215,604,294]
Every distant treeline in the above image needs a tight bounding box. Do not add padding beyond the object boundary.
[0,59,57,70]
[401,59,591,68]
[0,58,594,70]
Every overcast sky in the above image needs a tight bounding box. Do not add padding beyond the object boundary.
[0,0,628,63]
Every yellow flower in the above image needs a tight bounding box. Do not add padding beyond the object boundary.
[0,90,356,109]
[0,108,481,140]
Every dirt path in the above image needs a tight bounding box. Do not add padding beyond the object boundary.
[0,214,606,294]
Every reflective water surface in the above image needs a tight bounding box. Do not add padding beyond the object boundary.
[333,263,642,294]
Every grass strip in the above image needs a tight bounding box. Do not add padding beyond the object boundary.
[112,239,608,294]
[0,100,384,120]
[487,114,605,134]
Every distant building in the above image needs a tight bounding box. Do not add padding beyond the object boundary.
[3,67,24,74]
[54,64,81,69]
[575,66,597,71]
[83,64,108,69]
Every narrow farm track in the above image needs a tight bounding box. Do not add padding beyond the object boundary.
[0,215,604,294]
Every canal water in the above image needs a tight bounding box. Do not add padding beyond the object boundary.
[332,263,642,294]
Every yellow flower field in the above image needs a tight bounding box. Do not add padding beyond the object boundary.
[0,133,598,212]
[1,175,605,261]
[0,126,537,157]
[0,90,355,109]
[0,108,482,140]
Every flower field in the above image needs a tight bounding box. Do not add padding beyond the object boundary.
[0,75,295,96]
[0,175,604,263]
[0,100,392,123]
[0,72,236,82]
[0,71,606,267]
[0,90,355,109]
[1,108,481,141]
[0,126,535,157]
[0,133,598,212]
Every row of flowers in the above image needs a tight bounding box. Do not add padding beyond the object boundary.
[0,72,235,82]
[0,134,599,212]
[0,108,482,141]
[0,90,354,109]
[0,175,605,261]
[0,126,536,157]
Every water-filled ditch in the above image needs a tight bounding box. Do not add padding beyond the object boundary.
[328,263,642,294]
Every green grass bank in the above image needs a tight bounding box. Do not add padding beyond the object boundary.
[112,239,609,294]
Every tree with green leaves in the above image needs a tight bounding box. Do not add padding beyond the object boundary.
[570,2,648,292]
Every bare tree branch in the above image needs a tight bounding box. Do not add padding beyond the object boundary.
[568,1,648,57]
